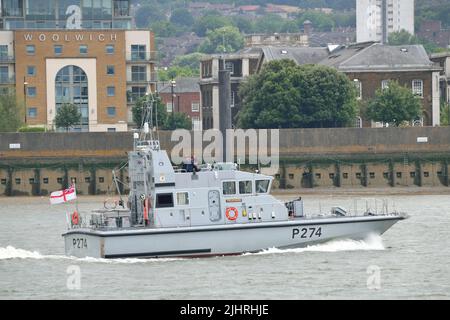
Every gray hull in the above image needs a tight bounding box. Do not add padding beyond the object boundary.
[63,215,404,258]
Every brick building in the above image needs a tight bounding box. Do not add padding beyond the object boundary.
[430,52,450,104]
[0,0,156,132]
[158,77,201,130]
[417,21,450,49]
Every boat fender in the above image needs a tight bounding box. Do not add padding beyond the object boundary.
[71,211,79,225]
[226,207,238,221]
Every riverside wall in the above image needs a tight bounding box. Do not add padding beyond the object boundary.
[1,127,450,196]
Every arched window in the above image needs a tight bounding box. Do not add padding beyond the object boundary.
[55,65,88,131]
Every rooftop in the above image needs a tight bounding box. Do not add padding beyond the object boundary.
[157,77,200,94]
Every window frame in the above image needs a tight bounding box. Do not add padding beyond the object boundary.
[238,180,253,195]
[156,193,174,208]
[412,79,423,98]
[176,192,190,206]
[222,181,236,195]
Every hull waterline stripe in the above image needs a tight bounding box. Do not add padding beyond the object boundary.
[63,216,404,238]
[104,248,211,258]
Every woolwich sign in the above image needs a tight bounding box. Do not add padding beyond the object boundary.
[23,33,118,42]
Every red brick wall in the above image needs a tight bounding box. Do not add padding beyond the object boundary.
[159,92,201,119]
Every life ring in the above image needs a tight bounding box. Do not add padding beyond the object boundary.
[226,207,238,221]
[71,211,79,225]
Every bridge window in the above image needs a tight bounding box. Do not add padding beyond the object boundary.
[223,181,236,195]
[255,180,270,193]
[239,181,253,194]
[176,192,189,205]
[156,193,174,208]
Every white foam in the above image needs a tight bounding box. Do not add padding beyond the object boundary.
[245,234,385,256]
[0,246,180,263]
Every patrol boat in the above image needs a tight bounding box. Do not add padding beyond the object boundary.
[63,110,407,259]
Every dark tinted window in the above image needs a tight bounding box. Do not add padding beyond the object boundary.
[156,193,174,208]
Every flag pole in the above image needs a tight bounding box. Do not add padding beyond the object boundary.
[72,178,79,225]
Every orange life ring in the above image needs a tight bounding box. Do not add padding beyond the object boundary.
[71,211,79,225]
[226,207,238,221]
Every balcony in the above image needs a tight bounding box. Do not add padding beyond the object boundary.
[126,73,158,84]
[126,51,158,63]
[0,75,15,84]
[0,55,15,63]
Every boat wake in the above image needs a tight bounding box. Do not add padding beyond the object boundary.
[0,246,179,264]
[246,234,385,256]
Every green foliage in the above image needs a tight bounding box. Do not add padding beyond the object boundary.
[18,126,46,132]
[441,101,450,126]
[170,8,195,27]
[150,20,181,37]
[198,26,244,54]
[54,103,81,131]
[164,112,193,130]
[135,5,166,28]
[173,53,205,70]
[193,13,232,37]
[158,66,199,82]
[366,81,422,127]
[132,96,168,128]
[389,30,443,53]
[0,93,22,132]
[237,60,357,129]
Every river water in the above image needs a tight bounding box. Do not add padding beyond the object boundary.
[0,194,449,300]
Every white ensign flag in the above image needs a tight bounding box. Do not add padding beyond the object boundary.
[49,185,77,205]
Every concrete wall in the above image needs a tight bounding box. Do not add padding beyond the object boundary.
[1,127,450,196]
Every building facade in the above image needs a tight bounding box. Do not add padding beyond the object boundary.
[199,48,260,130]
[430,52,450,104]
[357,0,415,43]
[158,77,202,131]
[0,1,156,132]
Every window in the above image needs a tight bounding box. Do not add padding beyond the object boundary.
[106,65,115,75]
[191,102,200,112]
[177,192,189,205]
[275,174,280,179]
[255,180,270,193]
[396,172,402,178]
[0,45,8,58]
[43,178,48,184]
[354,79,362,99]
[383,172,389,179]
[54,45,62,55]
[1,179,6,185]
[225,61,234,74]
[15,178,21,185]
[27,87,36,97]
[381,80,390,90]
[131,65,146,81]
[223,181,236,195]
[29,178,35,184]
[107,107,116,117]
[412,80,423,97]
[370,172,375,179]
[424,172,430,178]
[315,173,322,179]
[166,102,173,113]
[106,45,115,54]
[343,173,349,179]
[131,45,146,60]
[57,177,63,183]
[356,172,362,179]
[239,181,252,194]
[289,174,294,180]
[107,86,115,96]
[26,45,35,55]
[156,193,174,208]
[410,172,416,178]
[329,173,335,179]
[107,128,116,132]
[27,107,37,118]
[79,45,88,54]
[230,91,235,107]
[27,66,36,76]
[0,66,9,82]
[85,177,91,183]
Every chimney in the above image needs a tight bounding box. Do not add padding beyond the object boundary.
[303,20,313,36]
[218,59,232,162]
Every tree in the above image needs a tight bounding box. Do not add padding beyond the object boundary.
[132,95,167,129]
[366,81,422,127]
[237,60,358,129]
[0,93,22,132]
[296,10,335,31]
[198,26,244,54]
[388,30,442,53]
[164,112,192,130]
[150,20,180,37]
[54,103,81,132]
[170,8,194,28]
[441,101,450,126]
[135,5,166,28]
[193,13,231,37]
